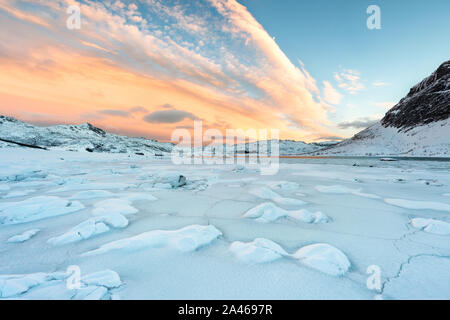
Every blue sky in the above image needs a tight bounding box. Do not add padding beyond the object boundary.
[0,0,448,141]
[241,0,450,129]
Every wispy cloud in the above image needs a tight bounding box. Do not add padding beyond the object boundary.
[322,81,342,105]
[372,81,389,87]
[143,109,199,124]
[98,109,130,117]
[129,106,148,113]
[334,69,365,94]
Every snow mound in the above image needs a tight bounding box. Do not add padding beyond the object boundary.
[81,270,122,289]
[70,190,114,200]
[411,218,450,235]
[315,185,379,199]
[139,172,187,189]
[7,229,40,243]
[230,238,288,264]
[0,272,51,298]
[385,198,450,212]
[92,199,138,216]
[292,243,351,276]
[243,202,328,223]
[0,269,122,299]
[0,168,47,182]
[48,213,128,246]
[83,225,222,256]
[3,189,35,199]
[0,196,84,225]
[289,209,330,224]
[249,187,306,206]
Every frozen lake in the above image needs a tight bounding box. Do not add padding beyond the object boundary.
[0,148,449,299]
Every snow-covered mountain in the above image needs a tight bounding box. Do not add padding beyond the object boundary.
[0,116,173,155]
[0,116,339,156]
[233,140,338,155]
[315,60,450,157]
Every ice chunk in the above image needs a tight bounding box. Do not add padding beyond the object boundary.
[315,185,380,199]
[0,169,47,182]
[385,198,450,212]
[0,273,50,298]
[70,190,114,200]
[230,238,288,263]
[0,196,84,225]
[157,172,187,188]
[0,269,122,299]
[411,218,450,235]
[140,172,187,189]
[83,225,222,256]
[249,187,306,206]
[243,202,328,223]
[0,185,10,192]
[3,189,35,199]
[7,229,40,243]
[73,286,108,300]
[48,220,109,246]
[81,270,122,289]
[92,199,138,216]
[289,209,330,224]
[293,243,351,276]
[48,213,128,245]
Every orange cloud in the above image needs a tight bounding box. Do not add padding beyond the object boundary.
[0,0,341,142]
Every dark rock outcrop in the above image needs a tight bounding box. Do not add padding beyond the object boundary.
[381,60,450,130]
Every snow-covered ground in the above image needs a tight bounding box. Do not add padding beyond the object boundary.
[315,119,450,157]
[1,148,449,299]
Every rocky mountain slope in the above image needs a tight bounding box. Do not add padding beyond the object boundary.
[315,60,450,157]
[0,116,173,155]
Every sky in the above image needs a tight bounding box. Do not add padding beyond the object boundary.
[0,0,449,142]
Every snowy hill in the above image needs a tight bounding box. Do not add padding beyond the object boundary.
[237,140,336,155]
[0,116,339,156]
[315,60,450,157]
[0,116,173,155]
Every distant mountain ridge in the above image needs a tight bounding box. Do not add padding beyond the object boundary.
[315,60,450,157]
[0,116,338,156]
[0,116,173,155]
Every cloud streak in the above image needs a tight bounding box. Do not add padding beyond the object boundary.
[143,109,198,124]
[335,69,365,94]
